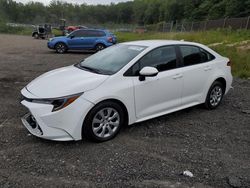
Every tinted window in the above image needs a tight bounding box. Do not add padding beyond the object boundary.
[200,48,215,62]
[86,30,106,37]
[69,30,87,37]
[180,46,215,66]
[180,46,201,66]
[139,46,177,72]
[95,31,105,37]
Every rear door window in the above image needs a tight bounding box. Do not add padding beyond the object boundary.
[87,30,106,37]
[95,31,106,37]
[200,48,215,62]
[180,45,215,66]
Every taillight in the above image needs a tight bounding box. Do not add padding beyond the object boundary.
[107,37,113,43]
[227,60,232,66]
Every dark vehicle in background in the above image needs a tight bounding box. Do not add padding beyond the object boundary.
[47,29,117,53]
[58,19,87,36]
[66,25,88,33]
[32,24,52,39]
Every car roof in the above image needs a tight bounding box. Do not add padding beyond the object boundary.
[77,28,107,32]
[123,40,203,48]
[123,40,221,58]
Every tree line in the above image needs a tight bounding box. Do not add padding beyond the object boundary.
[0,0,249,25]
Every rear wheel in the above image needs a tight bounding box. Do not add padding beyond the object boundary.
[95,43,105,52]
[55,43,67,54]
[83,101,125,142]
[205,81,224,109]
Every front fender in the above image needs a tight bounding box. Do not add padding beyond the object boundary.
[52,39,69,49]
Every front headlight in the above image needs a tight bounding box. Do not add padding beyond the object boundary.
[48,38,54,42]
[32,93,82,112]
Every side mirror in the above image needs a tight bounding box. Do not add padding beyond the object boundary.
[70,35,75,39]
[139,66,159,81]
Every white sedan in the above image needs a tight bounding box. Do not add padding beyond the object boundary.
[21,40,233,142]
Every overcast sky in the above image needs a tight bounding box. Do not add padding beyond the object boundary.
[14,0,131,5]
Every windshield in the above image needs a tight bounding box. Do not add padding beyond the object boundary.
[77,44,146,75]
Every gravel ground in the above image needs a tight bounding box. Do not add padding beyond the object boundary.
[0,34,249,188]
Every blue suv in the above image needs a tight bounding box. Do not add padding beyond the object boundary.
[47,29,117,53]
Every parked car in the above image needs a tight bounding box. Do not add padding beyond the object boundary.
[32,24,52,39]
[47,29,117,53]
[65,25,88,33]
[21,40,232,142]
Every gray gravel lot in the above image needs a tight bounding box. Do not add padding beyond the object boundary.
[0,34,249,188]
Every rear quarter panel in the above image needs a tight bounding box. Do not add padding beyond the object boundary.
[201,56,232,103]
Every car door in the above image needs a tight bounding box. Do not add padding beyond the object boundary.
[178,45,216,106]
[82,30,102,49]
[130,46,183,119]
[67,30,88,49]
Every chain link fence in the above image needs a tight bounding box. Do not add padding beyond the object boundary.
[111,16,250,33]
[155,16,250,33]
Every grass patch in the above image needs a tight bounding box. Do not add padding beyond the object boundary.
[0,24,32,35]
[115,29,250,44]
[213,45,250,78]
[115,29,250,78]
[0,22,63,37]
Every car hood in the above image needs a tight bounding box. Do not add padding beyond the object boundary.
[54,36,66,40]
[26,65,109,98]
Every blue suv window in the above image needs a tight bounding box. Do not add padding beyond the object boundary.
[69,30,87,38]
[88,30,106,37]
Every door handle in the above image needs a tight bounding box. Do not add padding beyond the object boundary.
[172,73,183,79]
[204,66,212,71]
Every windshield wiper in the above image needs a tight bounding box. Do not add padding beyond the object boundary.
[75,64,101,74]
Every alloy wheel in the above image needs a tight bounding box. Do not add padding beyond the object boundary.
[92,107,120,138]
[209,86,223,107]
[56,43,66,53]
[96,44,105,51]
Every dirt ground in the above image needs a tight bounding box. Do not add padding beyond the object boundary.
[0,34,249,188]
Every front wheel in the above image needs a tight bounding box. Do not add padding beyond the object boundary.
[55,43,67,54]
[83,101,125,142]
[33,33,39,39]
[205,81,224,109]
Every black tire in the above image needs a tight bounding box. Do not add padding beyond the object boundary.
[95,43,105,52]
[204,81,225,110]
[83,101,125,142]
[55,42,67,54]
[33,33,39,39]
